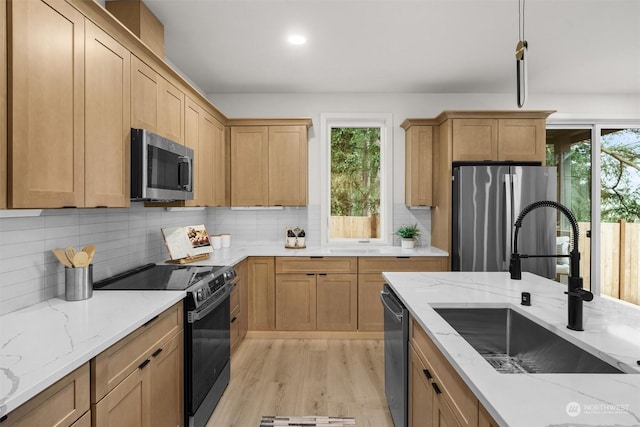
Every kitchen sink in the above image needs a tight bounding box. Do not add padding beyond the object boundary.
[433,307,628,374]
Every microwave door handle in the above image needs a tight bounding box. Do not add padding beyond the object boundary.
[179,156,192,190]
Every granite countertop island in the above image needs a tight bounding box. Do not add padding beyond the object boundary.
[383,271,640,427]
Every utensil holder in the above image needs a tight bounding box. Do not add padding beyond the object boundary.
[65,265,93,301]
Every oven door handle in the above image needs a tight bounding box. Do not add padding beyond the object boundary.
[188,283,233,323]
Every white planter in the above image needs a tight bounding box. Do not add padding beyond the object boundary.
[401,238,416,249]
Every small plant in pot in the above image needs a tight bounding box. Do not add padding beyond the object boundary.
[395,224,421,249]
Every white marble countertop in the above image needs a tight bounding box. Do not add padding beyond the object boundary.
[383,271,640,427]
[169,244,449,267]
[0,291,185,417]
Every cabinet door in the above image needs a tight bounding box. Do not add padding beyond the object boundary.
[316,274,357,331]
[85,21,130,208]
[149,331,183,427]
[409,345,434,427]
[478,404,499,427]
[184,97,203,206]
[237,259,249,340]
[10,0,85,208]
[211,117,227,207]
[70,411,91,427]
[497,118,546,162]
[158,78,184,143]
[405,126,433,206]
[94,367,150,427]
[357,273,385,332]
[452,119,498,162]
[200,110,217,206]
[248,257,276,330]
[275,274,316,330]
[1,0,6,209]
[433,394,463,427]
[2,364,89,427]
[268,125,308,206]
[231,126,269,206]
[131,56,159,132]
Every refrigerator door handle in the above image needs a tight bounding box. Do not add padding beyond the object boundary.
[504,174,513,269]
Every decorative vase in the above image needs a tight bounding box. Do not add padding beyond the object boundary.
[401,238,415,249]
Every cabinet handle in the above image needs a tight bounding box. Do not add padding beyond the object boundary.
[62,206,77,209]
[138,359,151,370]
[310,256,324,259]
[152,348,163,358]
[431,382,442,394]
[231,316,238,323]
[396,256,410,259]
[95,205,108,208]
[318,273,327,276]
[142,315,159,327]
[307,273,315,276]
[423,369,432,380]
[0,415,7,423]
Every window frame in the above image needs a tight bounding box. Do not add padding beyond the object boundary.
[320,112,393,246]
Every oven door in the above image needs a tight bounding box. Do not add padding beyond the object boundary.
[185,284,232,426]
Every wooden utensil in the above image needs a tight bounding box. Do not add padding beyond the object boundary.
[53,248,73,268]
[65,247,76,266]
[82,244,96,264]
[72,251,89,268]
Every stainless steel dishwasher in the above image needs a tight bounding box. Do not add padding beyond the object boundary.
[381,283,409,427]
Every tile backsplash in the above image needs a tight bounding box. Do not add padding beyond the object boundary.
[0,203,430,315]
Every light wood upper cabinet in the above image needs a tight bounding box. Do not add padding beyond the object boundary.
[9,0,85,208]
[211,116,227,206]
[268,125,308,206]
[131,55,159,132]
[230,120,311,207]
[404,125,434,206]
[158,79,184,144]
[231,126,269,206]
[452,119,498,162]
[452,117,547,163]
[497,118,546,161]
[131,55,184,144]
[1,0,6,209]
[85,21,130,207]
[183,97,202,206]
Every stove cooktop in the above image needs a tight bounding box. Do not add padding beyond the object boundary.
[94,264,225,291]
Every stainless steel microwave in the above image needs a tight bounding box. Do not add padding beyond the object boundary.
[130,128,194,201]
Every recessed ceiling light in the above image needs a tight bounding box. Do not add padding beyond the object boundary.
[288,35,307,45]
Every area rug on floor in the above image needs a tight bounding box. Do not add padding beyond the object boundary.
[259,416,356,426]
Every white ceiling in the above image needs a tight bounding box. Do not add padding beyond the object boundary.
[143,0,640,95]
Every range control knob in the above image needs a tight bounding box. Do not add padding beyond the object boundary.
[196,289,204,302]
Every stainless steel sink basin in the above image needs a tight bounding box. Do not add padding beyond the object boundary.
[434,308,626,374]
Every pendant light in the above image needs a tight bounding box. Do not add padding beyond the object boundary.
[516,0,528,108]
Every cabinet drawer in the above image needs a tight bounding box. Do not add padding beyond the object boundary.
[3,364,90,427]
[410,318,478,427]
[358,256,447,273]
[92,302,183,402]
[275,257,357,274]
[230,285,240,313]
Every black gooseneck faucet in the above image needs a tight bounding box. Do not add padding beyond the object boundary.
[509,200,594,331]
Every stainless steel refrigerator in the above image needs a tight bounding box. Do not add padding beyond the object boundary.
[452,163,557,279]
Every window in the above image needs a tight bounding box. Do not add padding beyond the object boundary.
[320,113,393,245]
[546,124,640,306]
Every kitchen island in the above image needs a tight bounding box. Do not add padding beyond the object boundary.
[384,271,640,426]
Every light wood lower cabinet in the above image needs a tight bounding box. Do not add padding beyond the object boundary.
[92,302,184,427]
[231,259,248,354]
[248,257,276,330]
[478,405,499,427]
[276,273,317,330]
[316,274,358,331]
[1,364,90,427]
[409,317,478,427]
[358,257,448,332]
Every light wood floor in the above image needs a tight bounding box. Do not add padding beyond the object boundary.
[206,339,394,427]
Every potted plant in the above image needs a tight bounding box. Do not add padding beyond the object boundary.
[395,224,421,249]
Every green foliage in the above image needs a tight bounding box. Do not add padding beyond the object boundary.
[331,127,381,217]
[600,129,640,222]
[395,224,421,239]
